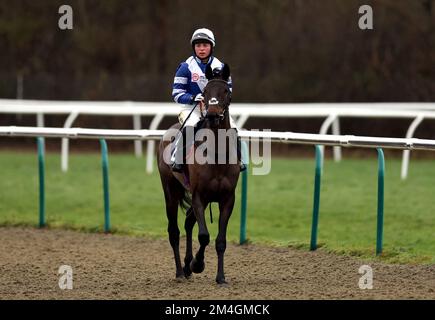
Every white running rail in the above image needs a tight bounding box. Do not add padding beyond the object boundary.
[1,99,434,177]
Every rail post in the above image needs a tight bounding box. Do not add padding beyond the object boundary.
[37,137,46,227]
[376,148,385,255]
[239,141,249,245]
[310,145,323,250]
[100,139,111,233]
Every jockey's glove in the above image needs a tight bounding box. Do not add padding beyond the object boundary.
[192,93,204,103]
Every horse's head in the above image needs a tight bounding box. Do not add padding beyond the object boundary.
[202,63,231,126]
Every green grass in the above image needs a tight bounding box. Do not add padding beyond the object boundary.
[0,149,434,264]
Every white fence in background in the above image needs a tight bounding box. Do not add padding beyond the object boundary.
[1,99,434,179]
[1,126,435,150]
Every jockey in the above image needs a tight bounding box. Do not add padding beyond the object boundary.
[170,28,246,172]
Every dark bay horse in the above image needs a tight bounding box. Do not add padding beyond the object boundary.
[157,64,240,284]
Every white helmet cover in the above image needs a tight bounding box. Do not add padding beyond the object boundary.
[190,28,216,47]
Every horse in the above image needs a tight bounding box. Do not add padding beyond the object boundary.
[157,63,240,284]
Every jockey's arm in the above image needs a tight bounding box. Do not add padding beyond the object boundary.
[172,63,194,105]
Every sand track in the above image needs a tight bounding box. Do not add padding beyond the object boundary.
[0,227,433,299]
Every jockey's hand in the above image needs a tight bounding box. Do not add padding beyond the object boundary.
[193,93,204,103]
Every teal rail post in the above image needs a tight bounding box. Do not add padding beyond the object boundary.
[239,141,249,244]
[310,145,323,251]
[100,139,111,233]
[376,148,385,255]
[37,137,46,228]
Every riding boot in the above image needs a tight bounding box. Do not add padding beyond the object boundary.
[237,135,247,172]
[171,126,195,173]
[170,128,186,173]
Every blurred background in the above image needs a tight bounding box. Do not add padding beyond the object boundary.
[0,0,434,152]
[0,1,434,263]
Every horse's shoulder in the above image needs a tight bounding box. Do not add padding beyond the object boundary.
[160,123,182,144]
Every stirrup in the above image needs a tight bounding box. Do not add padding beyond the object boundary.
[171,162,184,173]
[240,163,247,172]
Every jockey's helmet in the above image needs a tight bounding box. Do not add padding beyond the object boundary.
[190,28,216,47]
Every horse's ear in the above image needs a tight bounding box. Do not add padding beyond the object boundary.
[205,64,213,80]
[221,63,230,81]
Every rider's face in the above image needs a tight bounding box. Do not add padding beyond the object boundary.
[194,42,212,60]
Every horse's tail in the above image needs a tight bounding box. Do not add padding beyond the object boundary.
[179,189,192,213]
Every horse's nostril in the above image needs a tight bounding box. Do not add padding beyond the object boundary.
[206,111,218,118]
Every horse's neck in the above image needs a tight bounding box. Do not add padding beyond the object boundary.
[198,112,232,155]
[219,112,231,130]
[224,112,231,129]
[202,112,231,131]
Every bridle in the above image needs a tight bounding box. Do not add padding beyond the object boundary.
[202,79,232,122]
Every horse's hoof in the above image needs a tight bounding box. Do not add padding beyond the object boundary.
[175,275,186,283]
[183,265,192,278]
[216,278,229,286]
[190,258,205,274]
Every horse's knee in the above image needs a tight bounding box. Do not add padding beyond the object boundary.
[167,224,180,247]
[198,232,210,247]
[184,215,195,232]
[215,238,226,254]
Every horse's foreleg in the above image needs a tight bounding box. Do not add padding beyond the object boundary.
[183,207,195,277]
[165,195,184,279]
[216,193,235,284]
[190,194,209,274]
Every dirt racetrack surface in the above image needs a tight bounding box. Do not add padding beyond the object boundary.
[0,227,434,300]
